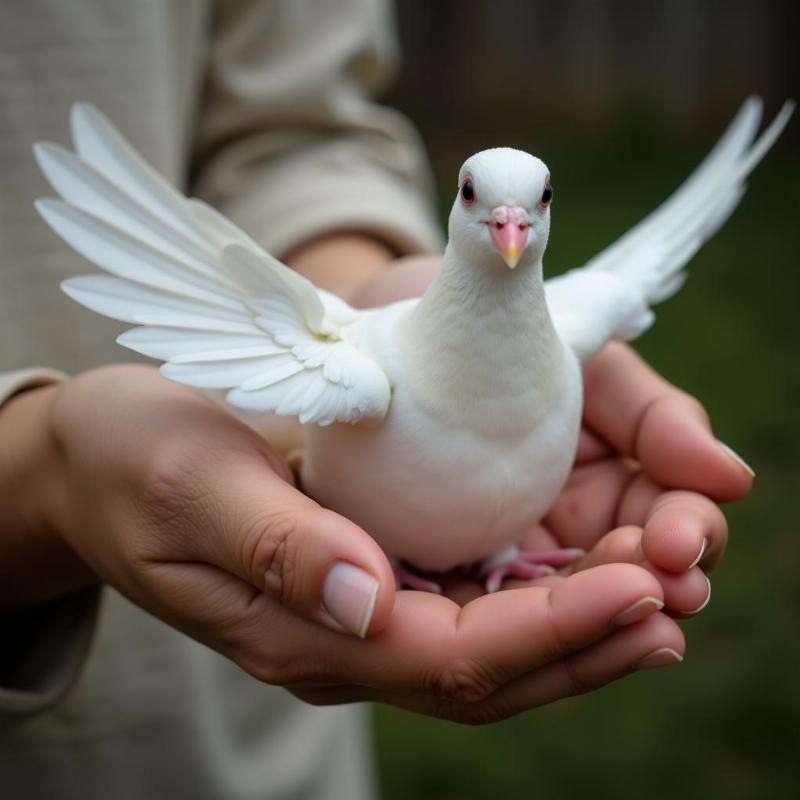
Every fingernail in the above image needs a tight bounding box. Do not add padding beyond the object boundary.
[686,575,712,615]
[717,440,755,478]
[688,538,708,569]
[612,596,664,628]
[635,647,684,670]
[322,561,379,638]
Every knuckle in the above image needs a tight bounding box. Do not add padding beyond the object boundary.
[560,656,591,697]
[542,591,572,662]
[242,509,309,606]
[238,650,298,686]
[432,657,500,705]
[636,392,709,453]
[675,391,710,425]
[239,646,332,688]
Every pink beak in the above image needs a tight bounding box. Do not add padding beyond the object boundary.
[488,206,529,268]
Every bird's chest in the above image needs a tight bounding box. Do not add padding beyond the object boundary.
[302,344,583,571]
[399,299,567,435]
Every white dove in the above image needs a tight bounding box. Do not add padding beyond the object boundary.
[34,98,792,592]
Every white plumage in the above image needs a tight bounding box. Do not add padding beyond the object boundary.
[34,98,792,577]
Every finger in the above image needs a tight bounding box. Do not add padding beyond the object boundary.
[583,342,753,501]
[617,477,728,572]
[572,526,713,616]
[137,443,395,638]
[638,491,729,573]
[295,612,685,723]
[614,472,663,526]
[478,611,685,722]
[325,563,665,701]
[515,521,560,553]
[544,458,637,549]
[571,525,642,572]
[575,427,613,464]
[638,562,712,617]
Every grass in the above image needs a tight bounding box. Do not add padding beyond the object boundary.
[373,125,800,799]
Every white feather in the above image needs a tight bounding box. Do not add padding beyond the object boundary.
[70,104,206,247]
[38,199,242,310]
[547,99,794,361]
[117,328,277,361]
[187,198,265,252]
[62,275,259,331]
[38,104,392,425]
[34,143,226,284]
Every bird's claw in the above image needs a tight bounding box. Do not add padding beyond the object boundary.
[480,547,585,593]
[392,562,443,594]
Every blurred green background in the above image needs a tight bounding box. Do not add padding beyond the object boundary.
[373,2,799,798]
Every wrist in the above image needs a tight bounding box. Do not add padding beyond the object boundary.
[285,232,396,303]
[0,383,96,608]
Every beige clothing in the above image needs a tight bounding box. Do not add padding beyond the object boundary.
[0,2,442,798]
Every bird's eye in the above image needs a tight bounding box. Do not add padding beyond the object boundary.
[460,177,476,205]
[540,181,553,207]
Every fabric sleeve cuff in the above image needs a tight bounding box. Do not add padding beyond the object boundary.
[0,368,68,407]
[0,588,101,718]
[0,368,101,719]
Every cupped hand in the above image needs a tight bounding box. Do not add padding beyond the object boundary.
[301,258,753,723]
[518,342,753,616]
[43,364,395,639]
[353,255,753,618]
[31,256,752,725]
[30,363,683,724]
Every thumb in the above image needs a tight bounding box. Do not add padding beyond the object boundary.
[207,464,395,638]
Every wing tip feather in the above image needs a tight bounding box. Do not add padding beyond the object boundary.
[70,102,101,136]
[60,277,80,300]
[32,140,63,167]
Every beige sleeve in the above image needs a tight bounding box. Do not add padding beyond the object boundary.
[0,370,101,718]
[191,0,445,259]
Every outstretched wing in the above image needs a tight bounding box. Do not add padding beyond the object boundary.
[546,97,794,362]
[34,104,390,425]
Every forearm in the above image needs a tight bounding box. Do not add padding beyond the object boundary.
[0,384,95,609]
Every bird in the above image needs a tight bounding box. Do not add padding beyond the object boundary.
[33,98,793,592]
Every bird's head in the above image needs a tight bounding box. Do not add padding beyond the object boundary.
[448,148,552,270]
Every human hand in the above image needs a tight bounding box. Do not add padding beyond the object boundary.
[18,253,748,725]
[351,255,752,619]
[513,342,753,616]
[36,364,395,637]
[7,364,680,724]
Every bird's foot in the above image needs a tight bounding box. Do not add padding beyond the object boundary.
[391,560,443,594]
[479,545,585,593]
